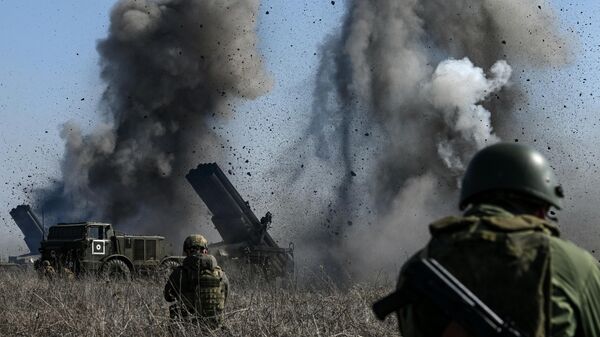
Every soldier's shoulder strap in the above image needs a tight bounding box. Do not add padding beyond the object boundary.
[429,216,478,235]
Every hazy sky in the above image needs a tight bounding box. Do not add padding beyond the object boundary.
[1,0,599,257]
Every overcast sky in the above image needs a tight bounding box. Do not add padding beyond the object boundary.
[1,0,599,258]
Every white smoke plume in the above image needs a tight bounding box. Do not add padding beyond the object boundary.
[36,0,271,241]
[301,0,568,277]
[429,58,511,172]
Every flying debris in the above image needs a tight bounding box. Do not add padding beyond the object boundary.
[36,0,272,242]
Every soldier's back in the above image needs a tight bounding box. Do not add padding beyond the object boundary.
[397,206,600,336]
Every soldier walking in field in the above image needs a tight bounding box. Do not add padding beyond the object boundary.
[390,143,600,336]
[164,234,229,329]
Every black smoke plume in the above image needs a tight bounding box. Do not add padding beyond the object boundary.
[37,0,271,240]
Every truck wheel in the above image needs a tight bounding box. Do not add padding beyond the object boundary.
[100,259,131,280]
[160,259,180,271]
[157,260,180,280]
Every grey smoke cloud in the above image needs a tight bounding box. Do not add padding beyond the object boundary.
[301,0,568,277]
[418,0,569,67]
[37,0,271,241]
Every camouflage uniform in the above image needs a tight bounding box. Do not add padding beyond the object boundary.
[394,144,600,336]
[63,267,76,280]
[397,204,600,336]
[164,235,229,328]
[38,260,56,279]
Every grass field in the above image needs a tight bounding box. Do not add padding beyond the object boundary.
[0,269,399,336]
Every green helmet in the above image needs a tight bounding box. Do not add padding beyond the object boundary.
[459,143,564,210]
[183,234,208,250]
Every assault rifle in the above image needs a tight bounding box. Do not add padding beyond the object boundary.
[372,258,524,337]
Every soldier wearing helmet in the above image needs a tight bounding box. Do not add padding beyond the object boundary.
[38,260,56,280]
[394,143,600,336]
[164,234,229,329]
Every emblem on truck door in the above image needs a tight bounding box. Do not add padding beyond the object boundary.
[92,240,106,255]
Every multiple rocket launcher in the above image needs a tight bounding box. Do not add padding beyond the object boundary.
[7,205,44,264]
[9,163,294,278]
[9,167,520,332]
[186,163,294,278]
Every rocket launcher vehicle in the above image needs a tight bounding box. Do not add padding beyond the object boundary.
[9,205,44,255]
[5,204,44,265]
[186,163,294,279]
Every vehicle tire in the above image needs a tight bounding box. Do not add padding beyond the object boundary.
[156,260,181,281]
[100,259,131,281]
[160,259,181,272]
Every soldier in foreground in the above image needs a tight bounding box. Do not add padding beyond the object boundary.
[392,143,600,336]
[164,235,229,329]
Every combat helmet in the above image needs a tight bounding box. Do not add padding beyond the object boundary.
[183,234,208,251]
[460,143,564,210]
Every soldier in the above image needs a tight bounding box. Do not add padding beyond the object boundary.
[38,260,56,279]
[394,143,600,336]
[62,266,76,280]
[164,234,229,329]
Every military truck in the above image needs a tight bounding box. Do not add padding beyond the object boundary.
[186,163,294,281]
[38,221,182,278]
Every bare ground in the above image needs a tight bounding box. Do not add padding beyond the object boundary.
[0,270,399,337]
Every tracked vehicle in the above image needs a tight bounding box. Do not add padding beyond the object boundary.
[186,163,294,281]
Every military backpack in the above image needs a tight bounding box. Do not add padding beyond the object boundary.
[193,267,226,317]
[403,212,557,337]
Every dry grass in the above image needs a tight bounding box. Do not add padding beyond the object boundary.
[0,269,399,336]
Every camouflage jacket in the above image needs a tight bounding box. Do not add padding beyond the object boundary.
[397,204,600,337]
[164,253,229,314]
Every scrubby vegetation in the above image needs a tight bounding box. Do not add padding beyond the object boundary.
[0,269,398,336]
